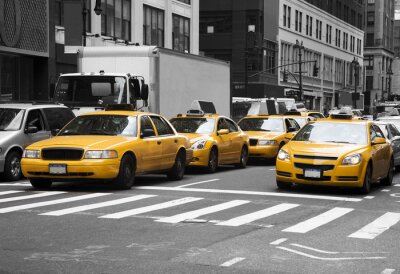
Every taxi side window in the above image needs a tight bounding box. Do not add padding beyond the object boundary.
[140,116,156,138]
[372,125,384,138]
[224,118,239,132]
[217,118,228,131]
[26,109,45,131]
[370,127,377,141]
[289,118,300,130]
[150,116,174,136]
[389,124,400,137]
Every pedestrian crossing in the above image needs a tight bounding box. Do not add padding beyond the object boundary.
[0,190,399,240]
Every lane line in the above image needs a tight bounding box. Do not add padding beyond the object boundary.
[176,179,220,188]
[381,269,396,274]
[220,257,246,267]
[282,207,354,233]
[136,186,362,202]
[155,200,250,224]
[394,184,400,187]
[217,203,299,227]
[270,238,288,245]
[381,189,391,192]
[364,196,375,199]
[348,212,400,240]
[276,246,385,260]
[0,190,23,196]
[0,183,31,186]
[99,197,203,219]
[0,193,110,213]
[41,195,156,216]
[290,244,338,254]
[0,191,66,203]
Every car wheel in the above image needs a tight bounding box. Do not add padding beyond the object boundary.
[235,146,248,168]
[30,179,52,189]
[277,180,292,189]
[167,151,186,180]
[381,158,394,186]
[207,148,218,173]
[4,151,22,181]
[114,155,135,190]
[360,164,372,194]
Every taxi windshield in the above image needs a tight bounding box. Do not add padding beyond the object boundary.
[170,118,215,134]
[238,118,284,132]
[59,115,137,136]
[293,122,367,145]
[0,108,25,131]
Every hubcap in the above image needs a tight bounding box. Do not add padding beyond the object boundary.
[11,157,20,177]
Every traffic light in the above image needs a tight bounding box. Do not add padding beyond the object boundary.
[283,70,288,82]
[313,65,319,77]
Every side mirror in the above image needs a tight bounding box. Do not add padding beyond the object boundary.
[25,126,38,134]
[287,126,297,133]
[372,137,386,145]
[130,78,141,99]
[141,83,149,101]
[51,129,60,136]
[217,129,229,135]
[140,129,155,138]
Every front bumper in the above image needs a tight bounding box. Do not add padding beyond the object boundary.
[21,158,120,180]
[189,149,210,167]
[249,145,279,158]
[276,158,366,188]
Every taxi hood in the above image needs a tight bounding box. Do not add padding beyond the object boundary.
[27,135,134,150]
[286,141,367,157]
[245,131,284,139]
[179,133,212,143]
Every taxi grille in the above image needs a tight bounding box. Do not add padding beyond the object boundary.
[42,149,84,160]
[249,139,258,146]
[294,163,335,171]
[293,154,338,160]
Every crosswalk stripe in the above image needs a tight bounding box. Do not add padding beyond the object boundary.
[100,197,203,219]
[40,194,156,216]
[155,200,250,224]
[217,203,300,227]
[0,190,23,196]
[348,212,400,239]
[0,193,110,213]
[282,207,354,233]
[0,191,66,203]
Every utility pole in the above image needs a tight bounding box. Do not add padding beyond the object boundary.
[293,40,304,101]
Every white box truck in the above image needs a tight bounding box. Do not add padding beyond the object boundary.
[53,46,231,118]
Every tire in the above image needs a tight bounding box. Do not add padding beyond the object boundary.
[381,158,394,186]
[207,148,218,173]
[167,151,186,180]
[235,146,248,169]
[4,151,22,181]
[114,155,135,190]
[30,179,52,189]
[277,180,292,189]
[360,164,372,194]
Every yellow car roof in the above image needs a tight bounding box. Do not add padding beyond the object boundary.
[80,110,152,116]
[173,113,221,118]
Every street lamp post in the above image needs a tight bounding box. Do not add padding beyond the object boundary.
[351,57,360,109]
[245,25,255,97]
[387,65,393,100]
[293,40,304,101]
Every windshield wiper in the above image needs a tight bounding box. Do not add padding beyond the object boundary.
[324,140,353,144]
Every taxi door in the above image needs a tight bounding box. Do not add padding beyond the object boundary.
[370,125,386,179]
[137,116,162,172]
[216,118,232,163]
[224,118,243,160]
[149,115,178,170]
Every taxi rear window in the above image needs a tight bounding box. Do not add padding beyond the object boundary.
[238,118,284,132]
[170,118,215,134]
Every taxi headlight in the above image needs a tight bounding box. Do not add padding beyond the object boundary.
[84,150,118,159]
[258,139,277,146]
[277,149,290,161]
[22,150,40,159]
[191,140,207,150]
[342,153,362,165]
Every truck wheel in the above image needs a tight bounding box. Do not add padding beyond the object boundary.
[167,151,186,180]
[235,146,248,168]
[114,155,135,190]
[30,179,52,189]
[4,151,22,181]
[207,148,218,173]
[360,164,372,194]
[381,158,394,186]
[277,180,292,189]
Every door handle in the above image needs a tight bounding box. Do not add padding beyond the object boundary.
[157,141,162,145]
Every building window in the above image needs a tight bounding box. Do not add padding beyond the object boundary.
[101,0,131,40]
[200,15,232,34]
[343,32,348,50]
[143,5,164,47]
[295,10,299,31]
[55,0,64,26]
[177,0,190,4]
[316,19,322,40]
[357,38,362,55]
[335,29,341,47]
[287,6,291,28]
[306,15,309,35]
[283,5,287,27]
[367,12,374,26]
[309,16,312,36]
[173,14,190,53]
[326,24,332,44]
[350,36,355,53]
[306,15,312,36]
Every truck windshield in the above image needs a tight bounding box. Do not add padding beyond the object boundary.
[59,115,137,136]
[54,76,127,105]
[170,118,215,134]
[0,108,25,131]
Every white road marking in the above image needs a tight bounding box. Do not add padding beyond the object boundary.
[0,183,30,186]
[217,203,299,227]
[364,196,375,199]
[155,200,250,224]
[381,189,391,192]
[99,197,203,219]
[0,190,23,196]
[270,238,288,245]
[0,193,110,213]
[290,243,388,254]
[381,269,396,274]
[348,212,400,239]
[136,186,362,202]
[0,191,66,203]
[394,184,400,187]
[220,257,246,267]
[41,195,156,216]
[176,179,220,188]
[269,168,276,171]
[276,246,385,260]
[282,207,354,233]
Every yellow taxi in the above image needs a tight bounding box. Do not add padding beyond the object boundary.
[276,110,394,194]
[170,110,249,172]
[21,106,193,189]
[237,115,300,159]
[284,110,319,127]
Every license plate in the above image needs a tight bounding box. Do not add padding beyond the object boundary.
[49,164,67,175]
[304,169,321,178]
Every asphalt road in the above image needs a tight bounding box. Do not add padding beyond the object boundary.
[0,161,399,274]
